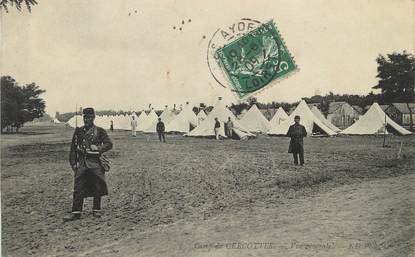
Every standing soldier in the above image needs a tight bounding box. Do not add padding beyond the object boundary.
[110,120,114,132]
[64,108,113,221]
[214,117,221,140]
[131,115,138,137]
[156,118,166,143]
[286,115,307,165]
[226,117,234,138]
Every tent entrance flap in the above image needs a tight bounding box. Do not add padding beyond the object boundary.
[312,124,330,136]
[232,128,255,140]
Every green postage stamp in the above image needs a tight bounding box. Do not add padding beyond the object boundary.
[215,21,298,99]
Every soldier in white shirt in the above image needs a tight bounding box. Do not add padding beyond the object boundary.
[131,116,138,137]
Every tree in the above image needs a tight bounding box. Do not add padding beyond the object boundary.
[373,51,415,130]
[1,76,19,132]
[0,0,37,12]
[320,98,330,116]
[230,102,249,116]
[1,75,46,133]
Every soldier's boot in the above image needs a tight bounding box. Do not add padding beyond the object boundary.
[293,153,299,165]
[63,212,81,222]
[299,152,305,166]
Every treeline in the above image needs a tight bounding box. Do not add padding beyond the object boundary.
[1,76,46,133]
[230,99,294,116]
[229,92,380,116]
[303,92,380,115]
[57,110,136,123]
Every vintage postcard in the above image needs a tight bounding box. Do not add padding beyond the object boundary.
[1,0,414,256]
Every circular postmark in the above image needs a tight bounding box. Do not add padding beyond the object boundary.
[207,18,262,89]
[207,18,283,98]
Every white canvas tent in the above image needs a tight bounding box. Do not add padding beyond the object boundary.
[268,100,338,136]
[166,103,198,133]
[158,106,177,124]
[120,112,139,131]
[196,110,207,125]
[107,115,114,126]
[186,98,255,139]
[268,107,289,128]
[104,115,113,130]
[94,115,106,128]
[67,115,83,128]
[95,115,114,130]
[239,104,271,133]
[136,111,149,131]
[341,103,412,135]
[238,109,248,119]
[311,106,342,133]
[143,109,160,133]
[112,115,122,130]
[96,115,113,129]
[53,118,61,124]
[114,114,130,130]
[116,114,131,130]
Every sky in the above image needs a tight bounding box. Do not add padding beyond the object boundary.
[1,0,414,115]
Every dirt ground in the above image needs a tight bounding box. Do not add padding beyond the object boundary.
[1,124,414,257]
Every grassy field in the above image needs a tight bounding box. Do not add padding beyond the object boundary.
[1,124,414,257]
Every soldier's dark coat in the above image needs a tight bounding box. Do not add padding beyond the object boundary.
[286,123,307,153]
[156,121,165,132]
[69,125,113,198]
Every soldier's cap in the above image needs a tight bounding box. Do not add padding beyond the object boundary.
[83,108,95,116]
[294,115,301,119]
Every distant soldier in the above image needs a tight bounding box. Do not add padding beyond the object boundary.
[226,117,234,138]
[156,118,166,143]
[110,120,114,131]
[64,108,113,221]
[286,115,307,165]
[214,117,221,140]
[131,116,138,137]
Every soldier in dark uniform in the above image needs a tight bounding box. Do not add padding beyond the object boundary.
[286,115,307,165]
[64,108,113,221]
[156,118,166,143]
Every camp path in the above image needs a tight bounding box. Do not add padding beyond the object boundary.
[81,171,414,257]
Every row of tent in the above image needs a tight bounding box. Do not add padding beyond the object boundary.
[267,100,411,136]
[67,103,208,133]
[66,99,412,138]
